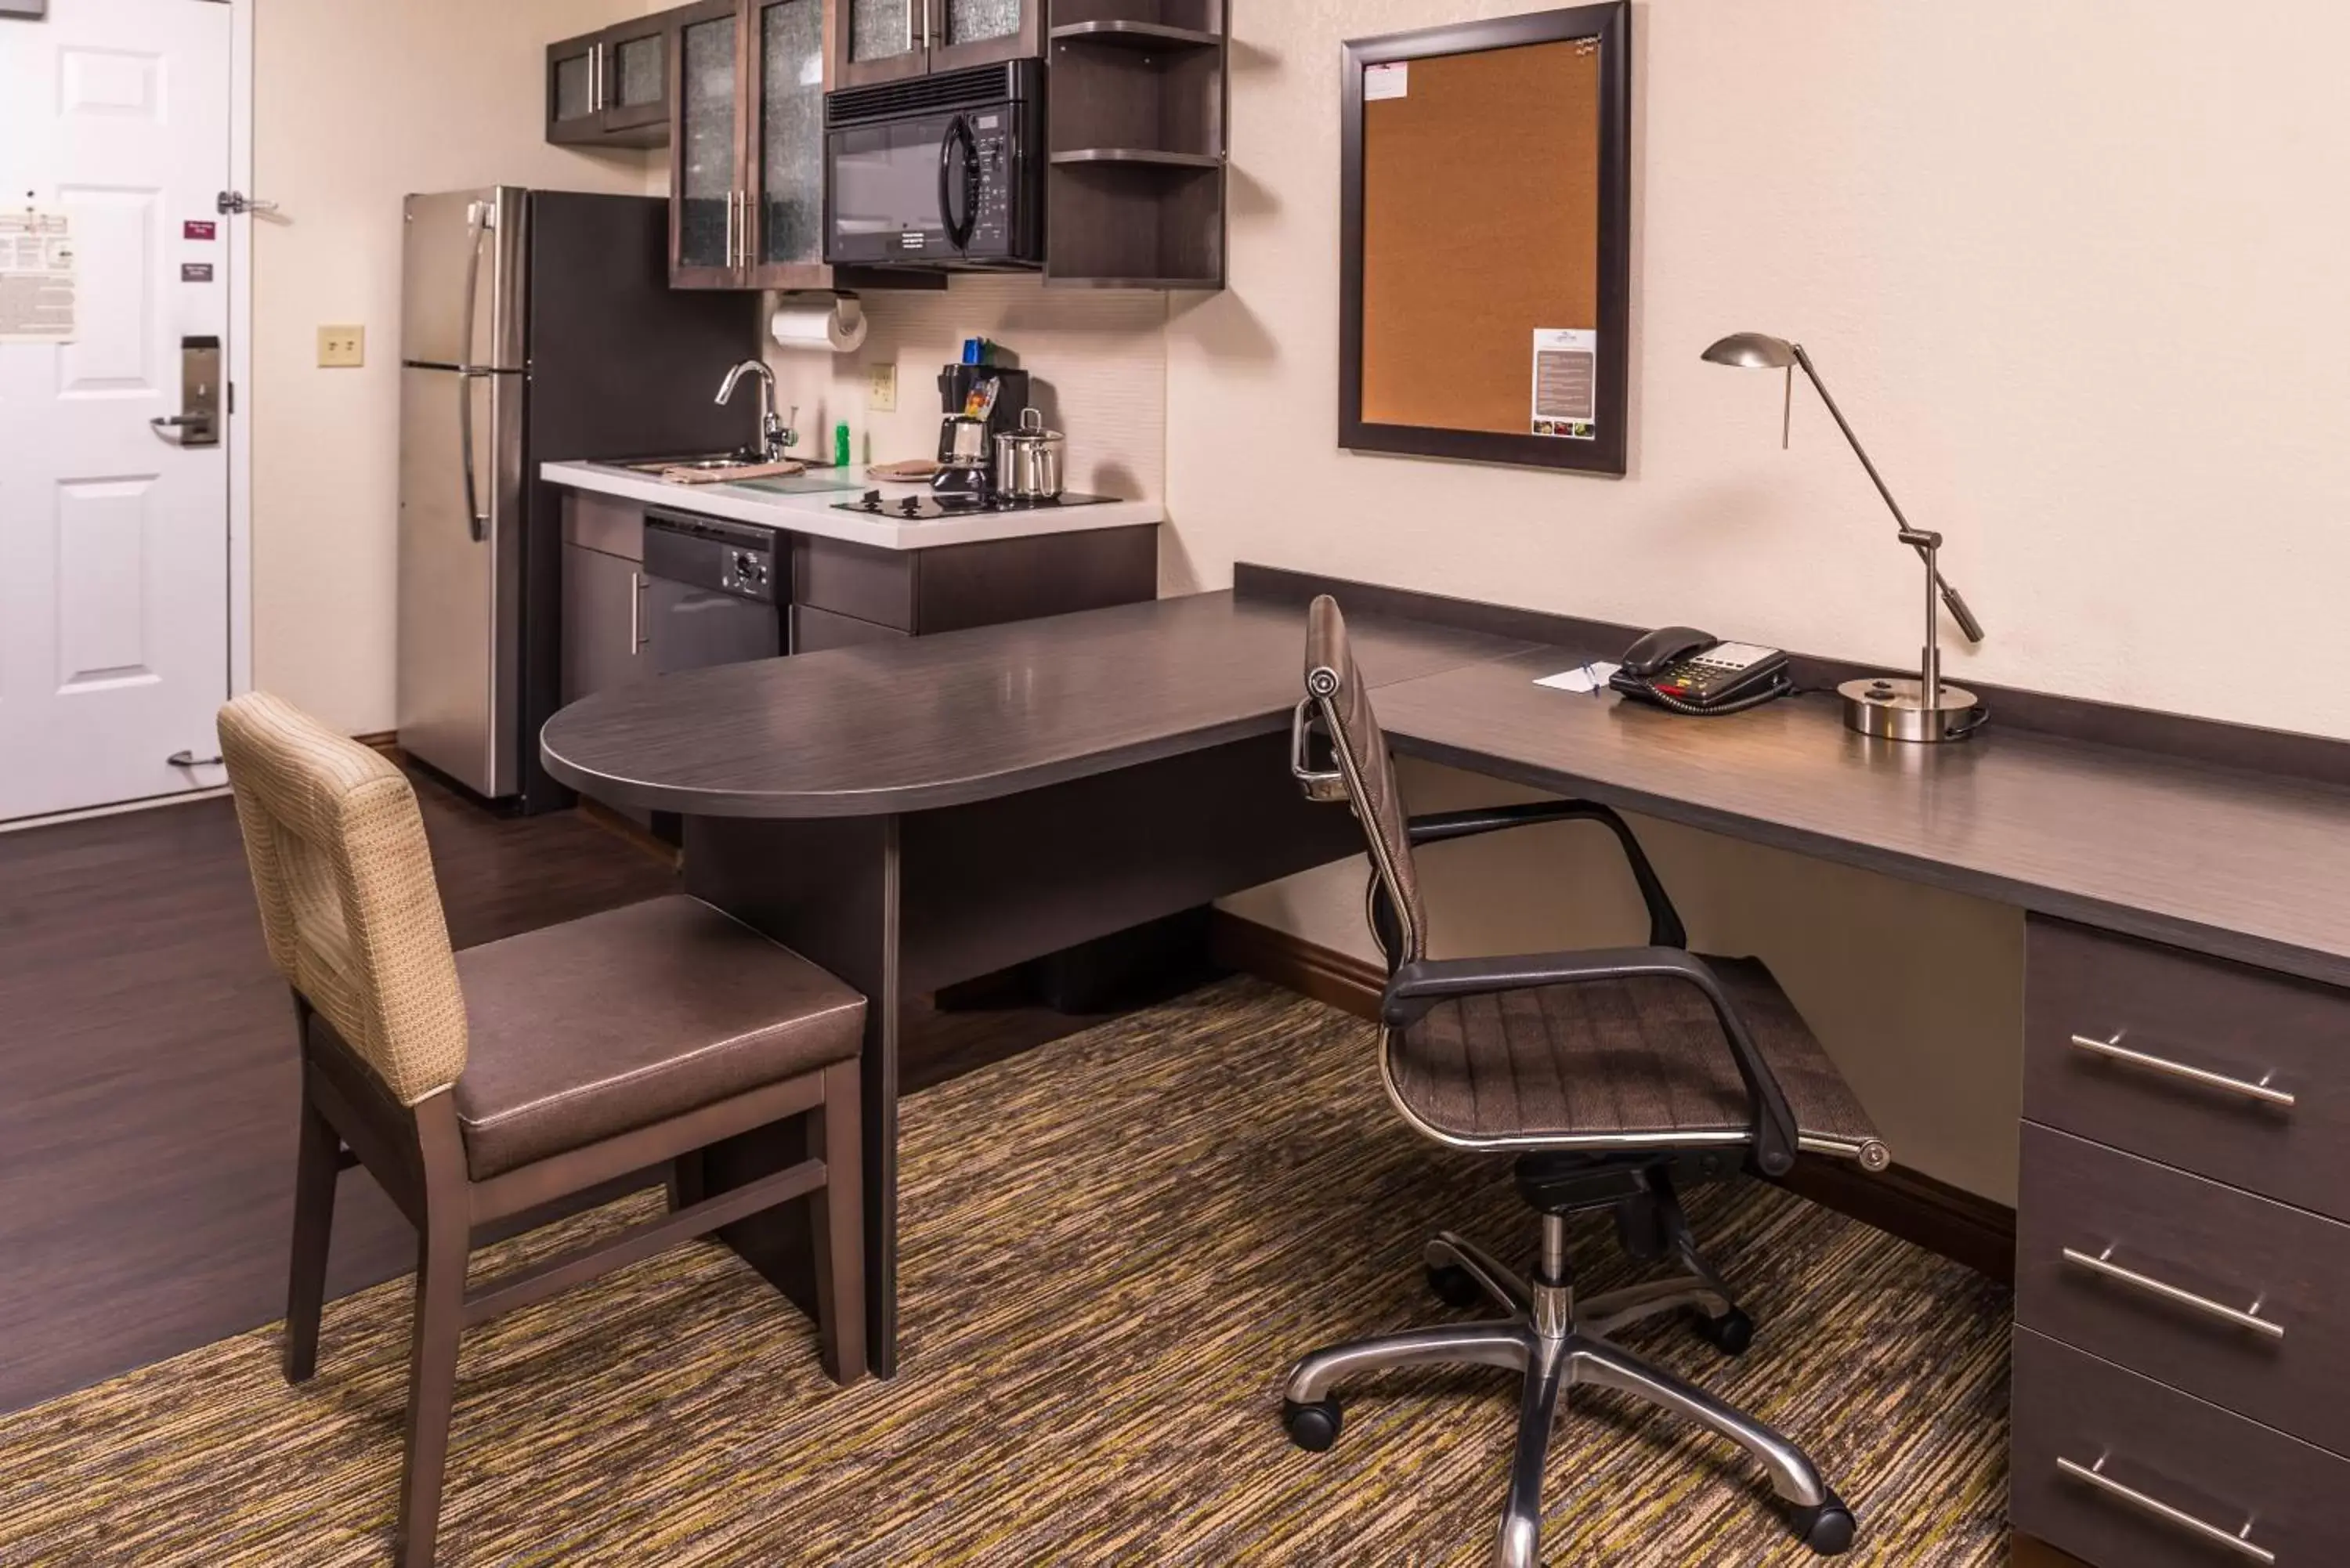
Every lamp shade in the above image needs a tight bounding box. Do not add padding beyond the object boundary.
[1701,332,1796,370]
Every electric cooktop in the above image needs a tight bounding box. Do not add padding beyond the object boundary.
[832,490,1119,521]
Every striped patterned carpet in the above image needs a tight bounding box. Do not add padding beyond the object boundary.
[0,979,2011,1566]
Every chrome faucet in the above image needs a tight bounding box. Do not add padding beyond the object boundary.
[716,359,796,463]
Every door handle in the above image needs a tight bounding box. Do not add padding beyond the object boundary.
[150,415,215,446]
[938,114,977,251]
[457,370,490,544]
[631,570,649,652]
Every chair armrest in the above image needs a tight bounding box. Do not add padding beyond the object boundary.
[1381,946,1799,1176]
[1406,802,1688,949]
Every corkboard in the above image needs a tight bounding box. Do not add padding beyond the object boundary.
[1358,39,1603,438]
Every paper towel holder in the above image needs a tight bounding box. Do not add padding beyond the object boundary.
[769,293,867,355]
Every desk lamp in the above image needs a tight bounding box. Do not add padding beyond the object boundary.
[1702,332,1988,742]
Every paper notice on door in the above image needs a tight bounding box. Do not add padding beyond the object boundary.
[0,211,76,344]
[1531,327,1596,439]
[1365,63,1409,101]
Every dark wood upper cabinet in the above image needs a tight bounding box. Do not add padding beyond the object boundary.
[830,0,1044,90]
[669,0,947,291]
[547,14,675,149]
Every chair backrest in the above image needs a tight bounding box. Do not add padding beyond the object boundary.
[216,692,468,1106]
[1302,594,1427,966]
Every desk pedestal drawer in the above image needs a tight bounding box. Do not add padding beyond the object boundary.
[2016,1124,2350,1458]
[2026,917,2350,1221]
[2012,1328,2349,1568]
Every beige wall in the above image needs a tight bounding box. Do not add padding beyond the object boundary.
[250,0,663,735]
[759,276,1170,502]
[1180,1,2350,1202]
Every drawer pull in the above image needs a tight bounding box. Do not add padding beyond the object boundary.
[2070,1032,2296,1109]
[2061,1245,2283,1340]
[2056,1454,2274,1564]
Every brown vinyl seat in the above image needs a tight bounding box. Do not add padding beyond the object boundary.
[215,692,867,1568]
[451,896,862,1179]
[1275,596,1886,1566]
[1390,957,1878,1150]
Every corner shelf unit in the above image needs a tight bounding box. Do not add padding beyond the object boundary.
[1045,1,1230,289]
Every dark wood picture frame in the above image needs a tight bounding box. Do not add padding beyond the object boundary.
[1338,3,1632,477]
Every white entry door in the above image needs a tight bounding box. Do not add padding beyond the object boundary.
[0,0,234,823]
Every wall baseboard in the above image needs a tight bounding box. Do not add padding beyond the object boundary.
[354,731,400,755]
[1206,910,2018,1284]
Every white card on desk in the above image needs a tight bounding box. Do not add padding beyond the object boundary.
[1534,662,1620,694]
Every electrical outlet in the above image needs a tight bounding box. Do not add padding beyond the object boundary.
[317,325,365,368]
[865,362,898,413]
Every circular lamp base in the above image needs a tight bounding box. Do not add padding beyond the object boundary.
[1838,677,1984,743]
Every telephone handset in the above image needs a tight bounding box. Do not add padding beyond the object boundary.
[1608,627,1793,715]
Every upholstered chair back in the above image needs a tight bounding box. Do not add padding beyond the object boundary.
[217,692,468,1105]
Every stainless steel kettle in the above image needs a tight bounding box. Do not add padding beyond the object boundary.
[992,408,1066,500]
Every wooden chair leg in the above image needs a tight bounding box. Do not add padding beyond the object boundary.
[284,1083,339,1383]
[395,1212,466,1568]
[397,1098,472,1568]
[667,1148,706,1213]
[808,1058,866,1385]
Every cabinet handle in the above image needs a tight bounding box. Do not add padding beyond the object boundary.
[2056,1454,2273,1564]
[2060,1245,2283,1339]
[2069,1032,2295,1109]
[630,570,646,652]
[591,42,603,112]
[909,0,920,54]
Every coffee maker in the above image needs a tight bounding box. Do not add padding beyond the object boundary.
[934,360,1032,504]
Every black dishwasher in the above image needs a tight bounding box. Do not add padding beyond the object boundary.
[639,511,783,675]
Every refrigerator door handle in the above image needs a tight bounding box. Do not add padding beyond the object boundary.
[458,369,490,544]
[456,199,494,543]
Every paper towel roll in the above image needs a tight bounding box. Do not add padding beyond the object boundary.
[769,297,867,354]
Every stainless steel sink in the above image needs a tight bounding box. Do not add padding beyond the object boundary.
[618,453,761,475]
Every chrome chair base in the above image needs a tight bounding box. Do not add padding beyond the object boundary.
[1279,1223,1854,1566]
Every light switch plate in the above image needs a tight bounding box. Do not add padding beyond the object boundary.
[865,362,898,413]
[317,325,365,368]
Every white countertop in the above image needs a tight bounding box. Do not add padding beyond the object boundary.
[542,461,1165,551]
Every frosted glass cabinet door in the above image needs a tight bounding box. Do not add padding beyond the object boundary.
[847,0,920,67]
[757,0,826,273]
[676,10,740,276]
[942,0,1023,47]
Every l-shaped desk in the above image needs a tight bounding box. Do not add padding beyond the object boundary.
[544,565,2350,1567]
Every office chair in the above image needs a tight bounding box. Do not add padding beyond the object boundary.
[1277,596,1890,1566]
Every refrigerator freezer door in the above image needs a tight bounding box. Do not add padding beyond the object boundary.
[401,186,528,371]
[397,365,525,797]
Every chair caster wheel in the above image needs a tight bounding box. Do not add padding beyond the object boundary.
[1426,1263,1487,1310]
[1789,1490,1855,1555]
[1281,1396,1343,1453]
[1694,1306,1754,1356]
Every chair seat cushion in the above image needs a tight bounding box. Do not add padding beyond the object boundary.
[1387,955,1878,1153]
[450,896,865,1180]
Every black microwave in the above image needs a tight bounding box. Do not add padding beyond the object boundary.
[824,60,1043,269]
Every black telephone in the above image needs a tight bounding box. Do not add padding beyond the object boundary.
[1608,627,1793,715]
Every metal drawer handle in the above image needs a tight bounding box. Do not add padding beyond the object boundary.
[2070,1032,2295,1109]
[2057,1454,2273,1564]
[2062,1245,2283,1340]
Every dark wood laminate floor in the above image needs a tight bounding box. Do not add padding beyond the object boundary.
[0,775,679,1414]
[0,775,1122,1416]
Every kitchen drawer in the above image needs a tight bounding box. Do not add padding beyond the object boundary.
[2012,1328,2347,1568]
[2026,916,2350,1219]
[2017,1123,2350,1458]
[562,490,644,562]
[793,604,909,654]
[794,536,913,631]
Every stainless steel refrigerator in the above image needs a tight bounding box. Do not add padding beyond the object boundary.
[397,187,756,807]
